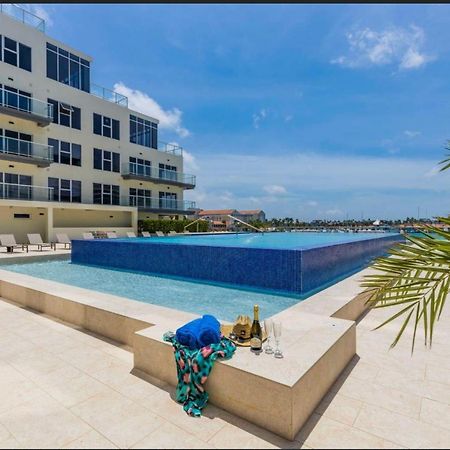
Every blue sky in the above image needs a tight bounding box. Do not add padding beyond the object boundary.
[23,3,450,220]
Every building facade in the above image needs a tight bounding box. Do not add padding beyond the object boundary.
[0,6,196,242]
[196,209,266,231]
[236,210,266,223]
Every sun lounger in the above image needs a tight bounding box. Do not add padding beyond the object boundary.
[126,232,137,238]
[168,231,178,236]
[55,233,71,249]
[0,234,28,253]
[106,232,118,239]
[27,233,53,251]
[141,231,151,237]
[155,231,165,237]
[83,232,95,240]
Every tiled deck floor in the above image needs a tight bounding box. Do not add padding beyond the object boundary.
[0,296,450,449]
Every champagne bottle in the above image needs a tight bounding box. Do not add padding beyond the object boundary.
[250,304,262,352]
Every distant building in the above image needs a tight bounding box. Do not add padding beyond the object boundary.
[237,210,266,223]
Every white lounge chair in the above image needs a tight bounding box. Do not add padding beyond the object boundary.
[27,233,53,251]
[126,232,136,238]
[155,231,165,237]
[168,231,177,236]
[141,231,151,238]
[55,233,71,249]
[0,234,28,253]
[83,232,95,240]
[106,232,118,239]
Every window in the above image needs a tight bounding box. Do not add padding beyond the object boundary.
[48,177,81,203]
[0,129,32,157]
[0,172,32,200]
[48,138,81,166]
[93,148,120,172]
[129,157,151,177]
[129,188,152,208]
[0,35,31,71]
[48,98,81,130]
[159,163,178,181]
[46,43,90,92]
[93,113,120,140]
[0,84,31,112]
[14,213,31,219]
[130,115,157,148]
[159,191,177,209]
[93,183,120,205]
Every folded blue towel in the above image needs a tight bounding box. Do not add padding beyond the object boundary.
[176,318,203,350]
[197,315,221,348]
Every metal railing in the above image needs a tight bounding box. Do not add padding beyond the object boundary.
[90,84,128,107]
[122,162,196,187]
[0,136,54,162]
[0,87,53,121]
[0,4,45,32]
[228,215,264,233]
[126,196,196,211]
[0,183,54,202]
[157,141,183,156]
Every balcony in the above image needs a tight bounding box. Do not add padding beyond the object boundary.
[157,141,184,156]
[0,183,53,202]
[126,197,196,215]
[90,84,128,108]
[121,163,196,189]
[0,4,46,33]
[0,88,53,127]
[0,137,54,167]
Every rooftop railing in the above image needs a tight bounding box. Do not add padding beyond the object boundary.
[0,87,53,124]
[121,162,196,188]
[0,136,54,162]
[90,84,128,107]
[157,141,183,156]
[0,4,45,32]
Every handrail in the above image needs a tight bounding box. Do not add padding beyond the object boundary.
[184,218,205,232]
[228,215,264,233]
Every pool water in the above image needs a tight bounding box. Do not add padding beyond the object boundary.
[123,232,396,250]
[1,260,302,321]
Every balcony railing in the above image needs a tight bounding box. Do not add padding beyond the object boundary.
[0,4,45,32]
[121,162,196,188]
[126,196,196,212]
[0,87,53,125]
[0,136,54,164]
[0,183,53,202]
[90,84,128,107]
[157,141,183,156]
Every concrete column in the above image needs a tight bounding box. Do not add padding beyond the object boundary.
[46,206,54,242]
[131,209,138,232]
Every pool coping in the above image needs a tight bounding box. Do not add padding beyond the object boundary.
[0,259,373,440]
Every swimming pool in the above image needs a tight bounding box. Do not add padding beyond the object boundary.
[72,232,402,295]
[0,260,300,321]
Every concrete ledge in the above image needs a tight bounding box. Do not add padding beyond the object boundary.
[134,315,355,440]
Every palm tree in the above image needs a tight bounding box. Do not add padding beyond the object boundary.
[362,149,450,351]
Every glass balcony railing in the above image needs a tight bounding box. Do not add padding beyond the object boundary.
[121,162,196,187]
[0,136,54,163]
[0,4,45,32]
[157,141,184,156]
[0,87,53,124]
[0,183,54,202]
[125,196,196,212]
[90,84,128,107]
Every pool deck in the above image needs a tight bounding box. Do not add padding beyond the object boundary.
[0,250,450,447]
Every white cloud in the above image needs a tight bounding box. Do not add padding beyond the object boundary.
[18,4,53,27]
[263,184,287,195]
[252,109,267,129]
[182,150,199,172]
[307,200,319,207]
[113,82,190,137]
[404,130,421,138]
[331,25,433,70]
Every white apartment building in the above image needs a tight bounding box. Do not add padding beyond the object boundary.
[0,5,196,242]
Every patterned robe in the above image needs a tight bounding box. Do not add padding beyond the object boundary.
[163,331,236,416]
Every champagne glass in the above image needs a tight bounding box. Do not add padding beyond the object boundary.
[263,319,273,354]
[273,321,283,358]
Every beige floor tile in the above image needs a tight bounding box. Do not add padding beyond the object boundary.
[315,392,363,426]
[0,391,92,449]
[425,364,450,387]
[62,429,118,449]
[420,398,450,432]
[70,390,165,448]
[132,421,211,449]
[354,403,450,448]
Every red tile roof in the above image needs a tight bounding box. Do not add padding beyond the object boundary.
[238,210,264,215]
[198,209,237,216]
